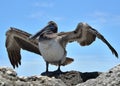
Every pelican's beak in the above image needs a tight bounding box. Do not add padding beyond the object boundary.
[29,23,52,39]
[30,21,57,39]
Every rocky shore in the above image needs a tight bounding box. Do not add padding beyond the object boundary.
[0,64,120,86]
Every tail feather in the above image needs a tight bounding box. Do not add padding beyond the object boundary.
[61,57,74,66]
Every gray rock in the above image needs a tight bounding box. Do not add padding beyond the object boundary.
[77,64,120,86]
[0,67,66,86]
[0,67,100,86]
[1,64,120,86]
[57,71,100,86]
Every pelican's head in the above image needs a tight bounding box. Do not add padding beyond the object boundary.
[47,21,58,33]
[30,21,58,39]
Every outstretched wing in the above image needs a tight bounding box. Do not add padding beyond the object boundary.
[57,22,118,58]
[88,27,118,58]
[5,27,41,68]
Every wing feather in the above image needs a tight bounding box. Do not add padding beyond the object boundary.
[88,28,118,57]
[58,22,118,58]
[5,27,41,68]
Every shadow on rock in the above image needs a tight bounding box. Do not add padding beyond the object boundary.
[41,70,102,86]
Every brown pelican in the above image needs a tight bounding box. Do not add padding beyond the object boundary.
[6,21,118,75]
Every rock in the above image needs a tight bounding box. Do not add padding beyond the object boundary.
[56,71,101,86]
[0,67,66,86]
[0,64,120,86]
[77,64,120,86]
[0,67,100,86]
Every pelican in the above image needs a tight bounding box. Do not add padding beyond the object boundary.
[6,21,118,75]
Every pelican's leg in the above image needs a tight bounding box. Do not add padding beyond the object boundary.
[57,62,61,72]
[41,61,49,75]
[46,61,49,72]
[54,61,62,74]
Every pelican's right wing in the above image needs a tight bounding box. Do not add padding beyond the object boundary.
[5,27,41,68]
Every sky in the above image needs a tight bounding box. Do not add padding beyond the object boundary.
[0,0,120,76]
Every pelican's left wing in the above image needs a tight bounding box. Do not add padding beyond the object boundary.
[57,22,118,58]
[5,27,41,68]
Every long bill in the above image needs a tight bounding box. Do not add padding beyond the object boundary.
[30,24,49,39]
